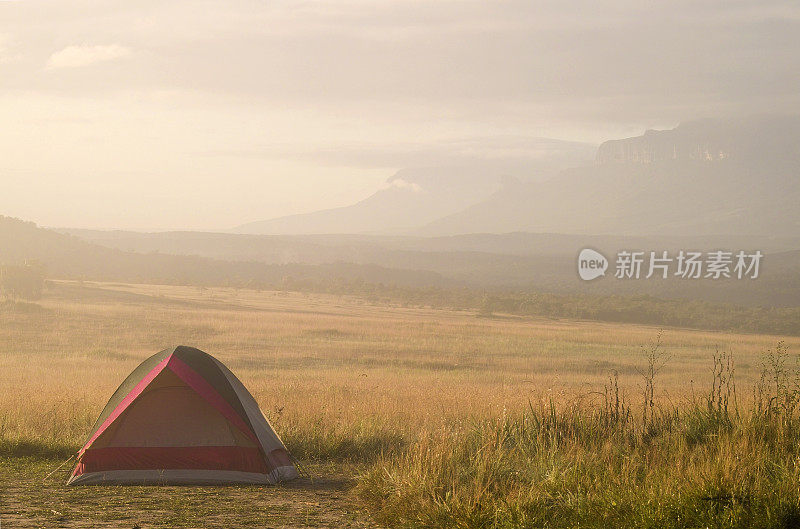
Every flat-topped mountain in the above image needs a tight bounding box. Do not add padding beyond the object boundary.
[424,116,800,237]
[596,115,800,164]
[233,116,799,237]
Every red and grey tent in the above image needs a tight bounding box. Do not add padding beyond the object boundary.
[68,346,298,485]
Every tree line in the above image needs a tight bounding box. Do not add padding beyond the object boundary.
[0,261,45,301]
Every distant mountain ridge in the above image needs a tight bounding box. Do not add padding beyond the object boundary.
[0,216,451,289]
[596,115,800,164]
[423,115,800,236]
[233,166,508,235]
[232,137,596,235]
[233,115,800,237]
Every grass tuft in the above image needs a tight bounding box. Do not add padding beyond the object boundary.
[0,437,78,459]
[358,408,800,529]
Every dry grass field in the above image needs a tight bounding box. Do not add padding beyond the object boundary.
[2,280,800,528]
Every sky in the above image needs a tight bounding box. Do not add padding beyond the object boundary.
[1,0,798,230]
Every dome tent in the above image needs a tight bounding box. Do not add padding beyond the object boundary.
[69,346,297,485]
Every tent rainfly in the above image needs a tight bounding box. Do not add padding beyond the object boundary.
[68,346,298,485]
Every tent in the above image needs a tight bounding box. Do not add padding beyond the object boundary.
[68,345,298,485]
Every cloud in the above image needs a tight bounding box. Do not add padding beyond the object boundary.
[205,136,597,173]
[386,178,422,193]
[45,44,132,70]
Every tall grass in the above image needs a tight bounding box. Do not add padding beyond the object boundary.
[358,343,800,529]
[3,282,800,527]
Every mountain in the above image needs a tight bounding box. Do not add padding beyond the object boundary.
[233,117,799,237]
[422,116,800,237]
[232,137,597,235]
[232,167,508,235]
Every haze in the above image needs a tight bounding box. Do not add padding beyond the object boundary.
[1,0,798,230]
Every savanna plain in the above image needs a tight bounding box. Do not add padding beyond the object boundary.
[2,280,800,528]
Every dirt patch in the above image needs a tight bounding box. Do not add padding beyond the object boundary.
[1,459,377,528]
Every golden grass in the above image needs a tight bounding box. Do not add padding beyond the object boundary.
[1,279,797,455]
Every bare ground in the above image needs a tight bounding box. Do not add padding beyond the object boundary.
[1,459,376,528]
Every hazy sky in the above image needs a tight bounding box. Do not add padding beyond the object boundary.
[1,0,798,230]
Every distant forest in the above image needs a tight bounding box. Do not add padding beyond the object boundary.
[2,216,799,335]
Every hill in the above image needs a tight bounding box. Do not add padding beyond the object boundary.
[7,216,800,334]
[0,216,451,289]
[60,227,800,308]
